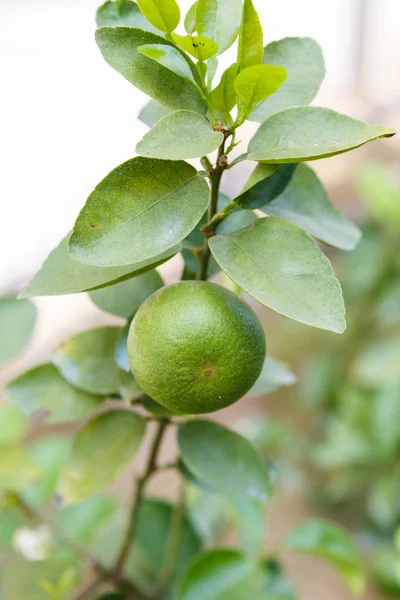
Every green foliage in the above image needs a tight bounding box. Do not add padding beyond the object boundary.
[237,0,263,71]
[139,99,171,127]
[172,34,218,61]
[235,64,287,122]
[96,0,158,30]
[0,405,27,444]
[0,446,40,492]
[235,164,296,209]
[211,63,238,114]
[0,297,36,367]
[195,0,243,54]
[249,356,296,396]
[136,0,180,33]
[58,410,146,504]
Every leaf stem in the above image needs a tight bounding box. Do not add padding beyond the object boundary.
[114,419,169,574]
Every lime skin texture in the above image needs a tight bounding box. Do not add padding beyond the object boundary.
[128,281,266,414]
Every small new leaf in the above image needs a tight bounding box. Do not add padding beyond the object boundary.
[211,63,238,114]
[172,33,218,61]
[237,0,263,71]
[235,64,287,121]
[136,0,180,33]
[184,1,198,34]
[138,44,196,82]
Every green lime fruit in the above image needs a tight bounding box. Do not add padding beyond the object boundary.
[128,281,266,414]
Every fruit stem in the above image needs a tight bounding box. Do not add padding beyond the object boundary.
[113,419,169,576]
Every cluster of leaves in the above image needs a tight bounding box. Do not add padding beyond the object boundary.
[297,163,400,595]
[0,0,395,597]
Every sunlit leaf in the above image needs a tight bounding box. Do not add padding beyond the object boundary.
[237,0,263,71]
[184,1,198,34]
[172,34,218,61]
[136,0,180,33]
[0,446,40,492]
[235,64,286,119]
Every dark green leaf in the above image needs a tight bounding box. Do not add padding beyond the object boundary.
[172,34,218,61]
[265,164,362,250]
[95,28,206,114]
[5,364,102,423]
[96,0,158,31]
[235,164,296,209]
[56,495,116,544]
[209,217,346,333]
[0,405,27,444]
[138,44,197,82]
[235,65,286,119]
[137,0,180,33]
[136,111,223,159]
[0,297,36,367]
[248,106,395,163]
[69,158,209,267]
[196,0,243,54]
[139,99,172,128]
[249,37,325,122]
[176,549,266,600]
[178,420,271,500]
[53,327,122,396]
[211,63,238,114]
[58,409,146,504]
[216,207,257,235]
[184,1,198,34]
[19,235,179,298]
[89,269,163,318]
[285,520,365,595]
[0,446,40,492]
[237,0,263,71]
[249,356,296,396]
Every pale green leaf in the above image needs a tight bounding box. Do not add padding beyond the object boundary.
[141,394,176,418]
[211,63,238,114]
[136,0,180,33]
[56,495,116,544]
[89,269,163,318]
[185,1,198,34]
[265,164,362,250]
[53,327,122,396]
[96,0,159,32]
[196,0,243,54]
[115,321,131,372]
[0,446,40,492]
[20,235,179,298]
[6,364,102,423]
[235,64,287,118]
[95,28,206,114]
[249,37,325,122]
[137,44,196,82]
[172,34,218,61]
[235,164,296,209]
[69,158,209,267]
[209,217,346,333]
[58,410,146,505]
[138,99,171,128]
[136,110,223,159]
[355,162,400,231]
[237,0,263,71]
[24,436,71,506]
[286,520,365,595]
[118,369,142,402]
[0,405,27,445]
[248,106,395,163]
[0,297,36,367]
[229,496,265,557]
[372,384,400,455]
[353,335,400,387]
[250,356,296,396]
[176,549,267,600]
[178,420,271,500]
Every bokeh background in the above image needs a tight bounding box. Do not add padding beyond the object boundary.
[1,1,400,598]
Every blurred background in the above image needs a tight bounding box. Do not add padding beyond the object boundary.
[1,1,400,599]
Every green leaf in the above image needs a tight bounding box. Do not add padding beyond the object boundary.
[237,0,263,71]
[58,410,146,505]
[186,486,229,543]
[229,497,265,557]
[95,28,206,114]
[373,545,400,595]
[136,111,223,159]
[184,1,198,34]
[141,395,176,418]
[0,405,27,445]
[118,369,142,402]
[372,384,400,455]
[171,34,218,61]
[235,64,287,119]
[137,44,197,83]
[69,158,209,267]
[249,37,325,122]
[355,162,400,231]
[353,335,400,387]
[139,99,171,128]
[127,498,201,590]
[96,0,159,31]
[263,559,297,600]
[115,321,132,372]
[248,106,395,163]
[20,235,178,298]
[285,520,365,595]
[209,217,346,333]
[265,164,362,251]
[211,63,238,114]
[249,356,296,396]
[196,0,243,54]
[0,446,40,492]
[235,164,296,209]
[5,364,102,423]
[89,269,163,318]
[0,297,36,367]
[178,420,271,500]
[53,327,122,396]
[56,495,116,544]
[216,206,257,235]
[137,0,180,33]
[24,436,71,506]
[176,549,267,600]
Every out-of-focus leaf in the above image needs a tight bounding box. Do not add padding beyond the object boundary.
[355,162,400,231]
[353,335,400,387]
[96,0,159,31]
[141,395,176,418]
[56,495,116,544]
[139,99,172,128]
[24,436,71,506]
[118,369,142,402]
[0,446,40,492]
[249,356,296,396]
[115,321,132,373]
[53,327,122,396]
[185,2,198,33]
[372,383,400,455]
[313,418,372,468]
[367,476,400,529]
[0,405,27,444]
[185,485,229,543]
[263,559,298,600]
[5,364,102,424]
[373,545,400,595]
[0,297,36,367]
[229,496,265,557]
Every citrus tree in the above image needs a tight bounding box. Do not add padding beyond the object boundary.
[0,0,396,598]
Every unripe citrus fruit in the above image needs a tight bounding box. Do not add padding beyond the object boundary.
[128,281,266,414]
